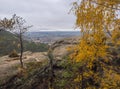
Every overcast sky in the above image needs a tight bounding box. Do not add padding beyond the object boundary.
[0,0,77,31]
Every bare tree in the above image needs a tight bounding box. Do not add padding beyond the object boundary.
[12,14,32,68]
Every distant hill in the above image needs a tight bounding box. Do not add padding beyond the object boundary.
[0,30,49,56]
[24,31,80,44]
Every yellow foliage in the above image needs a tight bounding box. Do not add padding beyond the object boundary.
[112,19,120,46]
[69,0,120,88]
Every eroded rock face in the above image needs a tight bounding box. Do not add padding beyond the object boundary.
[51,37,80,60]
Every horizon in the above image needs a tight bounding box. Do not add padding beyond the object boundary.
[27,30,80,32]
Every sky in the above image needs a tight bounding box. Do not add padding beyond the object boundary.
[0,0,77,31]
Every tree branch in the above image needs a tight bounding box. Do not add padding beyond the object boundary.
[91,0,120,10]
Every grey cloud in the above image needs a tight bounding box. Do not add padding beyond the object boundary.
[0,0,76,31]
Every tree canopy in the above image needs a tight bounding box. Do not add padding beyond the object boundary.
[69,0,120,88]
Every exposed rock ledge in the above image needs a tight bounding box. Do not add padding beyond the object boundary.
[52,36,79,60]
[0,36,80,89]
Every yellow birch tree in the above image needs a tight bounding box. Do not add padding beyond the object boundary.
[70,0,120,88]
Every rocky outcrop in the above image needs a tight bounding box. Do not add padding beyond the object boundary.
[0,52,48,86]
[0,36,80,89]
[51,36,79,60]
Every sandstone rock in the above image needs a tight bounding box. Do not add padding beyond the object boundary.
[51,37,79,60]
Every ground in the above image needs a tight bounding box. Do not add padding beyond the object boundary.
[0,51,48,84]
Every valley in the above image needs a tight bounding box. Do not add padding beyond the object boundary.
[24,31,80,44]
